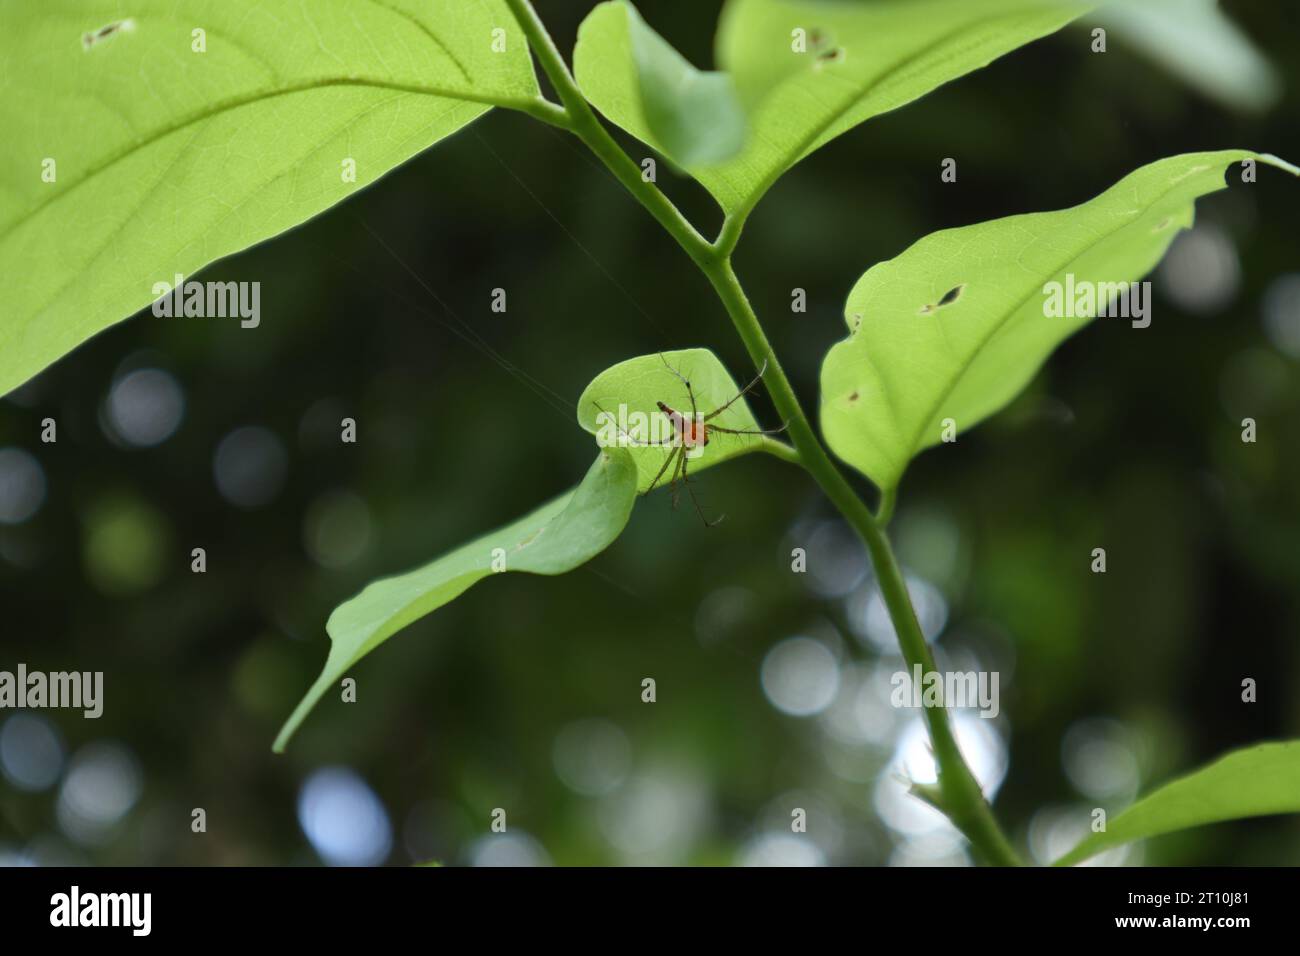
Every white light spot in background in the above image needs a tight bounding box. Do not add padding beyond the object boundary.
[0,448,46,525]
[297,766,392,866]
[597,770,709,863]
[1028,804,1135,867]
[1262,273,1300,358]
[56,742,142,846]
[852,574,948,653]
[468,831,551,867]
[0,845,36,866]
[0,714,64,792]
[800,520,868,598]
[105,368,184,447]
[1061,717,1139,802]
[898,713,1007,796]
[737,833,826,867]
[1158,223,1240,313]
[761,636,840,717]
[819,662,898,747]
[890,830,970,867]
[876,715,1007,838]
[214,425,288,509]
[552,718,631,797]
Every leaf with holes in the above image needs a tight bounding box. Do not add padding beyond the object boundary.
[819,150,1298,493]
[577,0,1089,216]
[274,448,638,751]
[1055,740,1300,866]
[577,349,780,494]
[574,1,746,168]
[0,0,541,398]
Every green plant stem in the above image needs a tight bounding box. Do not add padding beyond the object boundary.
[507,0,1021,866]
[703,260,1019,867]
[505,0,714,270]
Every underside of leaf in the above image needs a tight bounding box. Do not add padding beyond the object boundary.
[274,449,638,751]
[820,150,1298,493]
[0,0,539,398]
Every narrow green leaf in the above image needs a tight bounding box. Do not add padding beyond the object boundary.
[0,0,539,398]
[820,150,1297,493]
[574,1,746,168]
[1055,741,1300,866]
[1097,0,1280,113]
[274,449,638,751]
[577,349,776,493]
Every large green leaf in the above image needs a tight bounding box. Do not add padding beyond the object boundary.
[0,0,541,398]
[574,1,746,167]
[577,349,779,493]
[274,449,638,751]
[1055,741,1300,866]
[819,150,1297,493]
[577,0,1089,216]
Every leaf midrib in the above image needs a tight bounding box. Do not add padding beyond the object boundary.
[0,76,534,242]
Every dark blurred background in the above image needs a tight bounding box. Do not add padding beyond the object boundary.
[2,1,1298,866]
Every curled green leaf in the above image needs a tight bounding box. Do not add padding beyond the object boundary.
[577,348,782,494]
[575,1,747,167]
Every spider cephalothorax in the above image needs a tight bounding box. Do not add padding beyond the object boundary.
[657,401,709,447]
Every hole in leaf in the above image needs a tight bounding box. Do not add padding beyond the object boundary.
[920,284,966,314]
[82,19,134,50]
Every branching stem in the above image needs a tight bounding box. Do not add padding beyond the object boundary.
[505,0,1022,866]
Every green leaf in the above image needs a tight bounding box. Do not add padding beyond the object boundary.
[577,349,776,493]
[1055,741,1300,866]
[274,449,638,752]
[578,0,1089,216]
[819,150,1297,493]
[712,0,1096,216]
[575,1,746,167]
[1097,0,1280,113]
[0,0,540,398]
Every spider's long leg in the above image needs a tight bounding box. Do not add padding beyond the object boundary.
[708,422,790,436]
[667,445,686,510]
[704,360,768,422]
[658,353,699,421]
[643,444,682,497]
[679,451,724,527]
[592,400,676,447]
